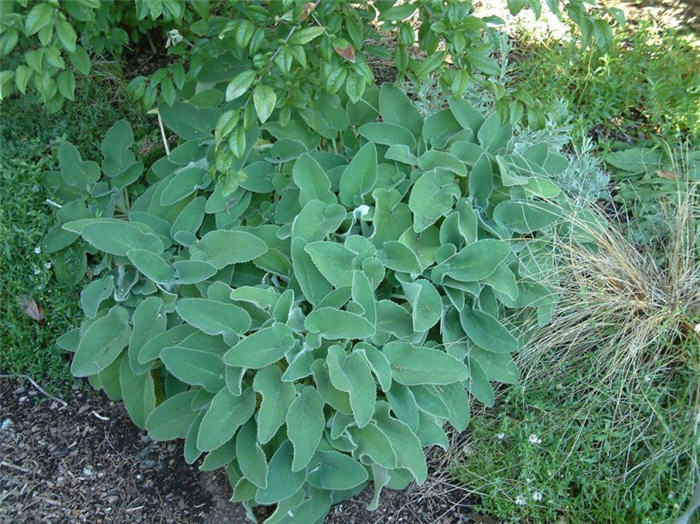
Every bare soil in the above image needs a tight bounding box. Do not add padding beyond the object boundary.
[0,377,477,523]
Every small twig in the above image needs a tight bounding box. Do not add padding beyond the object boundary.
[44,198,62,209]
[1,461,33,474]
[157,112,171,155]
[91,410,110,421]
[34,496,61,506]
[0,374,67,408]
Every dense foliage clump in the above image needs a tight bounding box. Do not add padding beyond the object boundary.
[45,79,573,519]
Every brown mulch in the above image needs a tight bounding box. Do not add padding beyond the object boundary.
[1,377,477,523]
[0,378,245,523]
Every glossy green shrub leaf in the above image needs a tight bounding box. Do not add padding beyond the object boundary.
[226,70,256,101]
[25,3,54,36]
[253,84,276,124]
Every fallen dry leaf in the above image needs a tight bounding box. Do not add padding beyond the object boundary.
[657,170,678,179]
[17,295,44,322]
[334,44,356,62]
[300,2,316,21]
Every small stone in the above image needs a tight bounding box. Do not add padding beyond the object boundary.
[1,418,12,430]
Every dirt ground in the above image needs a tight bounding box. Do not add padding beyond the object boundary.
[0,377,477,523]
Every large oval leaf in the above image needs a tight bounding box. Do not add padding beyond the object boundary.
[145,390,199,441]
[286,386,325,472]
[440,239,511,282]
[176,298,251,337]
[383,342,468,385]
[223,323,295,368]
[305,307,374,340]
[71,306,131,377]
[493,200,560,233]
[459,307,518,353]
[80,221,164,256]
[197,387,256,451]
[194,230,268,269]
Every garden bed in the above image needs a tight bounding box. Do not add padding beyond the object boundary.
[1,377,478,523]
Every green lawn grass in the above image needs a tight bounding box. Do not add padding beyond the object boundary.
[0,63,156,393]
[449,18,700,523]
[510,19,699,146]
[452,353,698,522]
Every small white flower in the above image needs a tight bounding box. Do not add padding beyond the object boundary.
[166,29,184,48]
[44,262,52,269]
[33,268,41,275]
[496,432,505,440]
[34,246,41,254]
[355,205,371,218]
[532,491,543,501]
[694,323,700,335]
[515,495,527,506]
[529,434,542,445]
